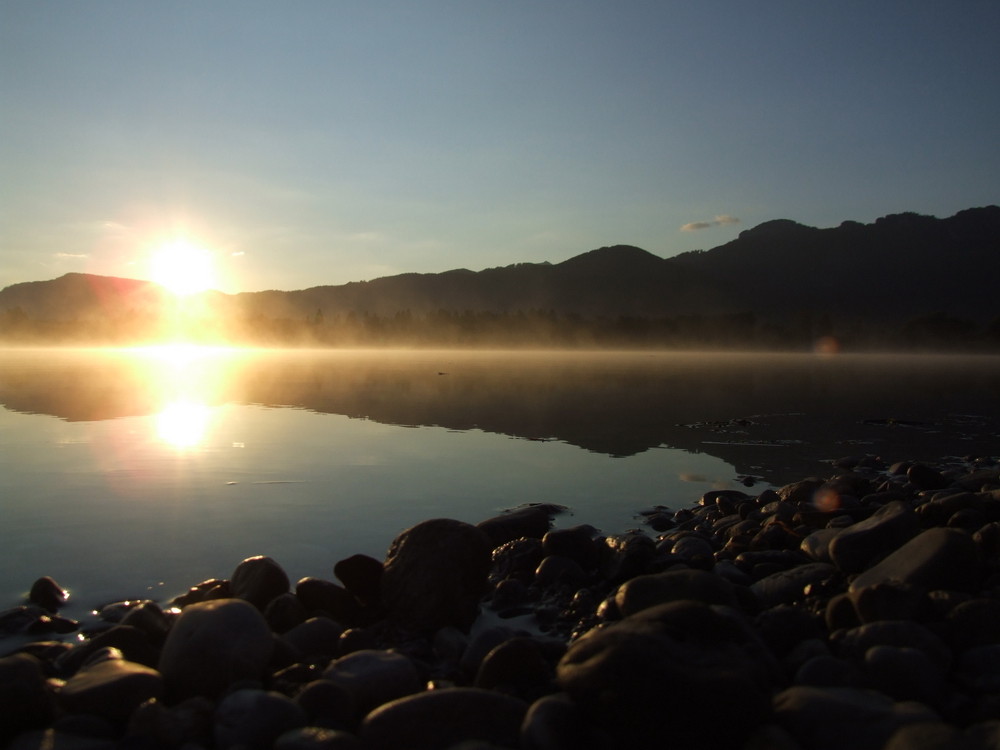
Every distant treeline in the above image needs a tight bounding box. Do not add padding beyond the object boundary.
[2,306,1000,351]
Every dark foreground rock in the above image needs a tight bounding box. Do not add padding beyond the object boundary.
[2,454,1000,749]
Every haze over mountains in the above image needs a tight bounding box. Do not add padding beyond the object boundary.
[2,206,998,348]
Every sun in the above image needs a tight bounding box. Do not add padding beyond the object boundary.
[150,239,216,296]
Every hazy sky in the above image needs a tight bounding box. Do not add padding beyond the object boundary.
[2,1,998,293]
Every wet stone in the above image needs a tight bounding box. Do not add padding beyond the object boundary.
[849,527,981,594]
[541,526,601,571]
[773,685,938,750]
[28,576,68,611]
[381,518,493,634]
[58,659,164,725]
[296,578,361,624]
[157,598,274,700]
[231,555,291,611]
[359,687,528,750]
[0,653,53,744]
[614,568,737,617]
[333,554,383,606]
[828,500,919,575]
[322,649,421,718]
[557,601,775,748]
[214,688,307,750]
[274,726,363,750]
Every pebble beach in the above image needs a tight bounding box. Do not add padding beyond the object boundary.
[3,453,1000,750]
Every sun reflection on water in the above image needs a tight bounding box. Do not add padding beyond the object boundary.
[131,344,244,450]
[157,399,211,449]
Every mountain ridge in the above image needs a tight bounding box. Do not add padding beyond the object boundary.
[2,206,998,346]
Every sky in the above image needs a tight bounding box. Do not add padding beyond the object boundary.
[2,1,998,294]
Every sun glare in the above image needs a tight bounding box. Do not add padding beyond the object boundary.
[157,399,211,449]
[150,239,216,296]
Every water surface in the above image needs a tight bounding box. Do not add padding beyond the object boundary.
[2,347,998,629]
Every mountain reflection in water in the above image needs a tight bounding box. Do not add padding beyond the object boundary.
[2,348,998,482]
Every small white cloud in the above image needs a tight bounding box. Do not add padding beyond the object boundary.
[681,215,741,232]
[55,252,88,259]
[231,251,245,257]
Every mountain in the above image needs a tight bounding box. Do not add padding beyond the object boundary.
[2,206,998,344]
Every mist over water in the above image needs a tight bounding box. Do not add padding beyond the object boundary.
[2,347,998,628]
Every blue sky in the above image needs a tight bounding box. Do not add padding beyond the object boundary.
[2,1,998,293]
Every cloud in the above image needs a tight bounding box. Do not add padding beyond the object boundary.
[55,252,88,259]
[681,215,741,232]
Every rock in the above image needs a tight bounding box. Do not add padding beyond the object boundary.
[750,562,837,609]
[955,645,1000,692]
[556,601,776,748]
[123,695,215,748]
[265,592,308,633]
[864,645,946,707]
[157,598,274,700]
[474,637,552,699]
[835,620,952,673]
[946,598,1000,651]
[669,534,715,561]
[0,653,53,744]
[883,722,974,750]
[800,528,840,563]
[7,729,117,749]
[849,527,981,593]
[294,679,356,729]
[534,555,588,590]
[520,692,611,750]
[908,463,949,491]
[231,555,290,611]
[333,554,383,606]
[296,578,361,624]
[599,532,656,584]
[476,505,561,548]
[849,581,933,624]
[322,649,421,718]
[360,687,528,750]
[58,659,163,725]
[381,518,492,633]
[275,727,362,750]
[489,538,545,584]
[773,685,938,750]
[777,478,824,504]
[541,526,601,571]
[282,617,345,660]
[56,625,160,673]
[828,501,920,574]
[214,688,307,750]
[614,568,736,617]
[28,576,68,611]
[460,626,517,678]
[794,654,864,688]
[119,601,173,643]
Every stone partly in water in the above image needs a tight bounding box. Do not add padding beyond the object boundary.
[381,518,493,633]
[231,555,291,612]
[157,598,274,700]
[28,576,69,612]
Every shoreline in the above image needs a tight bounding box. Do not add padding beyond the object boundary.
[2,452,1000,749]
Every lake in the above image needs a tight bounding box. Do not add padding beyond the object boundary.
[2,347,999,635]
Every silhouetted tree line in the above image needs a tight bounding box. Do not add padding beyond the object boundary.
[2,305,1000,351]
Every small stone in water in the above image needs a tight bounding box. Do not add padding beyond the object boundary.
[28,576,68,612]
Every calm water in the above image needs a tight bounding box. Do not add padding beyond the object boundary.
[2,347,999,631]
